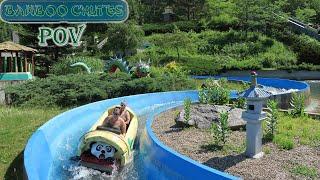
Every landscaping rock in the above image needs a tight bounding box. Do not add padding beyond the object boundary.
[175,104,246,129]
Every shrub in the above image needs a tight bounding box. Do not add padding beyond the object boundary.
[211,111,230,146]
[207,86,230,105]
[290,93,305,117]
[5,71,196,108]
[50,56,104,75]
[199,79,230,105]
[291,35,320,65]
[265,100,279,139]
[184,98,192,123]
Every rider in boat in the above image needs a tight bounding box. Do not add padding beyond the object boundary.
[120,101,131,125]
[100,107,127,136]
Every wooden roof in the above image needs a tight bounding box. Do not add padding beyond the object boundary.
[0,41,37,52]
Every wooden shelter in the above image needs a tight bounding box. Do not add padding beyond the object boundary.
[0,41,37,76]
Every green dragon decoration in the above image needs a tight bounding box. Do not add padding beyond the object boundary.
[105,57,151,78]
[70,57,151,78]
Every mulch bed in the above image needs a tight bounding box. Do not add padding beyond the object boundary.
[152,107,320,180]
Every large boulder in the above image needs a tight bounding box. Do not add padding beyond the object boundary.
[175,104,246,129]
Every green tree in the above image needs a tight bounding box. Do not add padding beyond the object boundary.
[166,29,191,60]
[234,0,280,34]
[105,22,144,56]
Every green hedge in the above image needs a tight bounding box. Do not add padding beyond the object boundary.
[5,71,195,108]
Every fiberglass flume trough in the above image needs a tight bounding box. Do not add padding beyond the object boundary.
[24,77,309,180]
[24,91,238,180]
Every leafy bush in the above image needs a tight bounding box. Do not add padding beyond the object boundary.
[184,98,192,123]
[290,35,320,65]
[290,93,306,117]
[259,42,297,68]
[5,71,196,108]
[50,56,104,75]
[211,111,230,146]
[199,79,230,105]
[265,100,279,139]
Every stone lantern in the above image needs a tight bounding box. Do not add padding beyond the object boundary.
[240,71,271,158]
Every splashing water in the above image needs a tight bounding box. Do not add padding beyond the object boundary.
[49,101,183,180]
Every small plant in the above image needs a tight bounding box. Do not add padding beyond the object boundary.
[234,97,246,109]
[291,164,318,179]
[183,98,192,123]
[211,111,230,146]
[290,93,305,117]
[199,88,208,104]
[263,147,271,155]
[265,100,279,140]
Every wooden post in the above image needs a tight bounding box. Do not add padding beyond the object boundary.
[19,54,23,72]
[32,53,35,76]
[25,54,28,72]
[10,51,14,72]
[14,52,18,72]
[3,56,7,73]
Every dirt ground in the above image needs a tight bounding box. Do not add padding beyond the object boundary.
[152,107,320,180]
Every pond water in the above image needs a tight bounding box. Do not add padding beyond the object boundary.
[306,80,320,113]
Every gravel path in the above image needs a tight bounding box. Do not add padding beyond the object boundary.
[152,107,320,180]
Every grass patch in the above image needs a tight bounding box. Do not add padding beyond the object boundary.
[267,113,320,150]
[0,106,65,180]
[291,164,318,179]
